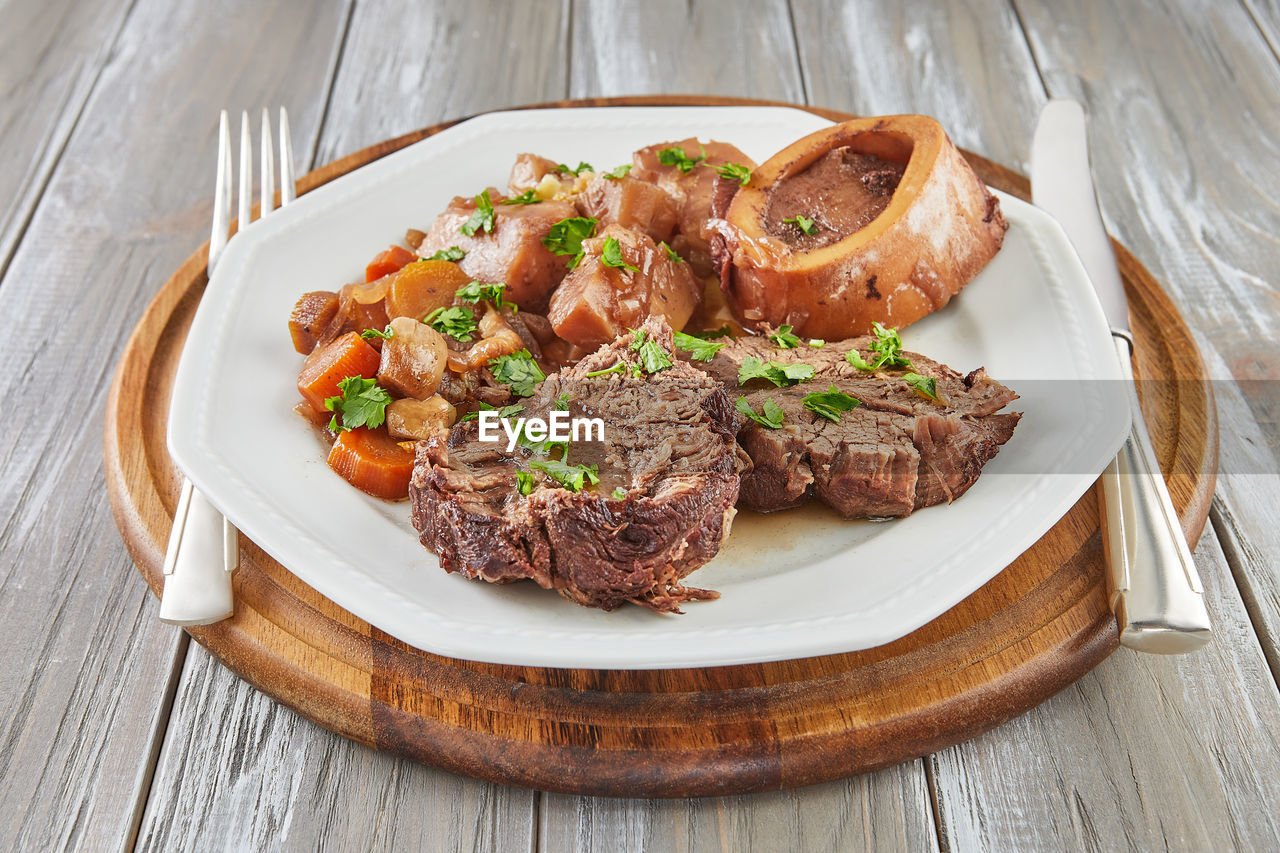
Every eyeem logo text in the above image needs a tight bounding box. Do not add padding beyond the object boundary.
[477,411,605,452]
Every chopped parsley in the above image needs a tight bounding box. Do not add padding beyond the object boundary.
[459,191,495,236]
[455,280,516,311]
[424,305,477,342]
[736,396,785,429]
[611,487,627,499]
[904,372,941,401]
[600,235,639,273]
[802,385,862,423]
[783,214,817,236]
[500,189,540,205]
[515,470,535,495]
[424,245,466,262]
[529,458,600,492]
[629,329,673,374]
[808,339,825,348]
[659,241,683,263]
[601,164,632,180]
[542,216,597,269]
[360,324,394,341]
[657,145,706,173]
[460,402,525,422]
[488,349,546,397]
[672,330,725,362]
[687,325,733,340]
[556,161,594,176]
[845,322,914,371]
[713,162,752,186]
[738,356,815,387]
[323,376,391,432]
[584,361,625,378]
[768,324,803,349]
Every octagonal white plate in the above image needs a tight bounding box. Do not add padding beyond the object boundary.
[168,106,1129,669]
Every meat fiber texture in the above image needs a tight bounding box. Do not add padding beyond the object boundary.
[410,318,746,612]
[694,336,1020,518]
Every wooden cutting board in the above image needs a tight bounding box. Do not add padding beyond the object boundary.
[103,96,1217,798]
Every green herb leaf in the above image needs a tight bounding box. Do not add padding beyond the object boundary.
[802,384,862,423]
[423,305,477,342]
[455,280,515,311]
[687,325,733,340]
[657,145,706,173]
[738,356,815,387]
[658,241,683,263]
[808,339,825,348]
[556,161,594,176]
[713,162,752,186]
[600,235,639,273]
[846,322,914,371]
[515,470,535,495]
[460,402,525,422]
[672,330,725,362]
[360,324,394,341]
[601,164,632,180]
[529,458,600,492]
[783,214,817,236]
[542,216,597,269]
[638,339,673,374]
[736,396,785,429]
[768,324,803,349]
[459,191,495,236]
[488,349,546,397]
[904,372,941,401]
[584,361,625,378]
[629,328,647,351]
[500,189,540,205]
[554,392,572,411]
[611,487,627,499]
[424,246,466,262]
[323,376,392,432]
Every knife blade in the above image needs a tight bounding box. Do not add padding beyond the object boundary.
[1030,98,1211,653]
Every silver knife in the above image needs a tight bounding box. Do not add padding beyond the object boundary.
[1030,98,1211,654]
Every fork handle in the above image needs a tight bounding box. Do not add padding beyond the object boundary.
[1099,337,1211,653]
[159,479,237,625]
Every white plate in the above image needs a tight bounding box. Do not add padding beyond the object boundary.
[168,106,1129,669]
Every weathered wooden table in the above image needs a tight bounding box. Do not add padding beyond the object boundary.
[4,0,1279,849]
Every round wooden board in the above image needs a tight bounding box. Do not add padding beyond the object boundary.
[104,96,1217,798]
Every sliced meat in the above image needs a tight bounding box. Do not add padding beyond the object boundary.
[410,318,745,612]
[694,335,1019,517]
[417,190,578,312]
[575,174,680,243]
[547,225,701,348]
[631,139,756,276]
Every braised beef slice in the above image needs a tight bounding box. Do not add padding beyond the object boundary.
[410,318,746,612]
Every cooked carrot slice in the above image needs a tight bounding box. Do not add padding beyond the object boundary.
[365,245,416,282]
[386,259,471,320]
[327,426,414,499]
[297,332,381,414]
[288,290,340,354]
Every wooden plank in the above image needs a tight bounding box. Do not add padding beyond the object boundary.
[569,0,804,101]
[0,0,134,280]
[538,763,939,853]
[135,645,536,852]
[0,0,351,848]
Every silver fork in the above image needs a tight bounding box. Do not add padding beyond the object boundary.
[159,108,296,625]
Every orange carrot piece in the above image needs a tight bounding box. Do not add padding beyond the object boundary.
[297,332,381,414]
[327,426,414,499]
[365,245,416,283]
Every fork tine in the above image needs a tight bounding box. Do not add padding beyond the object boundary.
[279,107,296,206]
[208,110,232,273]
[259,108,276,216]
[238,110,252,230]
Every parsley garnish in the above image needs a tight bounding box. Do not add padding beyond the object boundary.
[542,216,597,269]
[425,246,466,262]
[659,241,683,263]
[768,324,803,349]
[556,161,593,176]
[324,376,391,432]
[687,325,733,340]
[460,402,525,422]
[554,392,572,410]
[672,330,725,362]
[736,396,785,429]
[713,162,752,186]
[738,356,815,387]
[904,372,941,401]
[515,470,535,495]
[802,385,862,423]
[600,235,639,273]
[455,280,516,311]
[845,322,913,371]
[809,339,825,348]
[657,145,706,173]
[360,325,394,341]
[530,458,600,492]
[500,189,540,205]
[639,340,673,373]
[602,164,632,180]
[424,305,477,342]
[585,361,625,378]
[488,349,546,397]
[611,487,627,499]
[460,191,495,236]
[783,214,817,235]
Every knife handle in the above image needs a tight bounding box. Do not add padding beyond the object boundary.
[159,479,237,625]
[1098,338,1211,653]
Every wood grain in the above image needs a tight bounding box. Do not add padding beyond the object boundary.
[103,97,1215,800]
[0,0,352,848]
